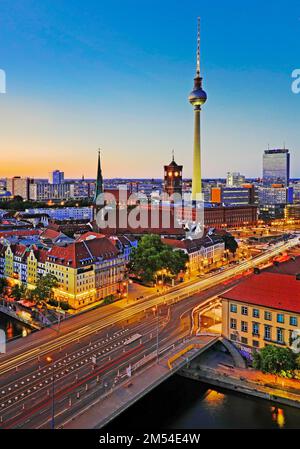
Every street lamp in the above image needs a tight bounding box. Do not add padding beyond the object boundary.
[152,306,159,363]
[46,356,55,430]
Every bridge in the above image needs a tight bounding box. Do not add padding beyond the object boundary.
[0,236,298,429]
[63,334,222,429]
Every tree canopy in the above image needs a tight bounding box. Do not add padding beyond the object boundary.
[30,274,59,305]
[10,284,27,301]
[253,345,296,374]
[222,233,238,254]
[0,278,8,295]
[129,234,188,284]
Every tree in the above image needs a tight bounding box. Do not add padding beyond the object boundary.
[222,232,238,254]
[253,345,296,374]
[295,354,300,370]
[130,234,188,284]
[10,283,27,301]
[0,278,8,295]
[31,274,59,306]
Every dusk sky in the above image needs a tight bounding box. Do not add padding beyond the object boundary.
[0,0,299,179]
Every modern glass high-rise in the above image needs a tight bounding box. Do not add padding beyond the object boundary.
[51,170,64,184]
[262,149,290,187]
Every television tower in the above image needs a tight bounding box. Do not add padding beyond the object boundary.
[188,17,207,201]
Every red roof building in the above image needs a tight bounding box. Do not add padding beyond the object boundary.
[222,272,300,314]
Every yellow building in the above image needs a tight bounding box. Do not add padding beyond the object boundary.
[163,235,225,273]
[45,237,126,309]
[0,237,126,310]
[221,272,300,352]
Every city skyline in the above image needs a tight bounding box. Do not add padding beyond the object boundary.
[0,0,300,179]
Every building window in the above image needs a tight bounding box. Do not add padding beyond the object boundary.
[230,304,237,313]
[253,340,259,348]
[277,314,284,324]
[277,328,284,344]
[241,306,248,316]
[264,311,272,321]
[264,325,271,341]
[230,333,237,341]
[241,321,248,332]
[241,337,248,345]
[290,316,298,326]
[230,318,237,329]
[253,308,259,318]
[252,322,259,336]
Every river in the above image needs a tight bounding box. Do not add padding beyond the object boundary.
[0,312,31,341]
[108,375,300,429]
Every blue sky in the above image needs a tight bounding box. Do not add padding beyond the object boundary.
[0,0,299,178]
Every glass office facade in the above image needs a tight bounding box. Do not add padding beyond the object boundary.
[263,149,290,187]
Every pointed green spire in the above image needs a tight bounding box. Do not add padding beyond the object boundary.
[94,148,103,203]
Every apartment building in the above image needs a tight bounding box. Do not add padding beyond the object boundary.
[0,237,127,310]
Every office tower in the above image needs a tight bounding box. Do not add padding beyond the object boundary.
[188,17,207,201]
[51,170,64,184]
[6,177,30,200]
[263,149,290,187]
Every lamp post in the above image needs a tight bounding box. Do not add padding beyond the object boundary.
[152,306,159,363]
[46,356,55,430]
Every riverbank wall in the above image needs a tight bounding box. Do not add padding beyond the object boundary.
[180,365,300,409]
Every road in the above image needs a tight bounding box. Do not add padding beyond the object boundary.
[0,235,298,428]
[0,280,239,429]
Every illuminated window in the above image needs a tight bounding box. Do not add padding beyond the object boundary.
[252,322,259,336]
[277,314,284,324]
[230,304,237,313]
[241,321,248,332]
[264,311,272,321]
[277,328,284,343]
[241,306,248,316]
[264,325,271,340]
[168,172,173,177]
[230,318,237,329]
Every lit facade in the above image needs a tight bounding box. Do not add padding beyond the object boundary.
[163,235,225,273]
[221,272,300,352]
[6,177,31,200]
[0,237,127,310]
[226,172,246,187]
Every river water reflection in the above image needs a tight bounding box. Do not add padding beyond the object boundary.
[0,312,31,341]
[109,375,300,429]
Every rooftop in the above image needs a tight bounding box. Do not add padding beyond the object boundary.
[222,272,300,314]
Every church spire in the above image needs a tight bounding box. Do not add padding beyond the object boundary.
[94,148,103,203]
